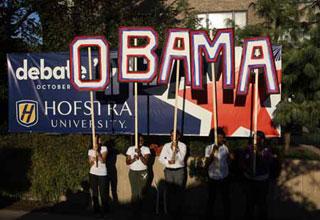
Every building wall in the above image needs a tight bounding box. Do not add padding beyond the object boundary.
[188,0,263,26]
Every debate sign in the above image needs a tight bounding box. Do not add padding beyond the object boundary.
[7,32,281,137]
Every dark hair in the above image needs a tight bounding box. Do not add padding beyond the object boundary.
[209,127,225,139]
[132,133,144,146]
[256,131,265,140]
[95,134,101,142]
[132,133,143,140]
[93,134,102,152]
[170,129,181,136]
[217,127,226,137]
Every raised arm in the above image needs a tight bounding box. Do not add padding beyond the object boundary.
[88,150,95,167]
[137,147,150,165]
[126,154,138,165]
[97,147,108,163]
[88,156,95,167]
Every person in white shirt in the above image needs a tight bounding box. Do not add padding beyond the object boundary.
[204,127,231,220]
[126,134,151,213]
[159,130,187,215]
[88,134,108,217]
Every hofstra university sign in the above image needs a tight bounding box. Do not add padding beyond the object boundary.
[8,27,281,137]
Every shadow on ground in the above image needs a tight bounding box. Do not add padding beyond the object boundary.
[1,146,320,220]
[10,158,320,220]
[10,179,320,220]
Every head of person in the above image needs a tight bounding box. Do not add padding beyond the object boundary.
[170,129,181,142]
[256,131,265,148]
[138,133,144,147]
[217,127,226,146]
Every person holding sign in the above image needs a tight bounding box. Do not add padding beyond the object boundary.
[126,134,151,214]
[88,134,109,218]
[242,131,274,220]
[204,127,231,220]
[159,130,187,216]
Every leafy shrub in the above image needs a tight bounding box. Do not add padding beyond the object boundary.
[291,133,320,147]
[285,147,320,161]
[29,134,89,202]
[188,140,208,157]
[1,132,319,202]
[0,133,130,202]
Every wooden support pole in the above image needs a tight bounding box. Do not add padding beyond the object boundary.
[134,38,138,148]
[88,47,97,167]
[253,69,259,176]
[210,30,218,146]
[173,40,181,145]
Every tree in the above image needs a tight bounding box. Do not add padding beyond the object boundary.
[273,1,320,150]
[235,0,320,150]
[0,0,197,129]
[32,0,198,51]
[0,0,41,131]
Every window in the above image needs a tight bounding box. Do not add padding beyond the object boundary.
[197,11,247,29]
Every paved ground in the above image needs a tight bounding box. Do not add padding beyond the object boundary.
[1,203,319,220]
[0,209,208,220]
[300,144,320,156]
[0,210,28,220]
[1,168,320,220]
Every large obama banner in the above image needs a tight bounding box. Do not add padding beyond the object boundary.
[7,28,281,137]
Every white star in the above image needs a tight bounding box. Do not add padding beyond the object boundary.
[254,48,261,58]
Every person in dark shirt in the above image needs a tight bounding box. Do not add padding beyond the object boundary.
[242,131,274,220]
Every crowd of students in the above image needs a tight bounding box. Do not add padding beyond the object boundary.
[87,128,277,219]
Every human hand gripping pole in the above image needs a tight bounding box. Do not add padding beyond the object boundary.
[205,144,219,169]
[169,141,179,164]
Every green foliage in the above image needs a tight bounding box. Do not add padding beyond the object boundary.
[291,132,320,146]
[235,1,320,133]
[253,0,302,44]
[188,157,207,181]
[187,137,253,157]
[283,45,320,100]
[31,0,198,50]
[235,25,265,45]
[0,133,131,202]
[274,2,320,131]
[273,102,304,127]
[236,0,302,47]
[1,0,320,202]
[112,135,131,154]
[29,134,89,202]
[226,138,250,151]
[0,0,41,47]
[2,132,319,201]
[0,0,198,131]
[303,63,317,78]
[0,0,42,130]
[0,0,198,201]
[285,147,320,161]
[188,139,208,157]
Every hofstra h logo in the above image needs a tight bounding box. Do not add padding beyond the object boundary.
[16,100,39,127]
